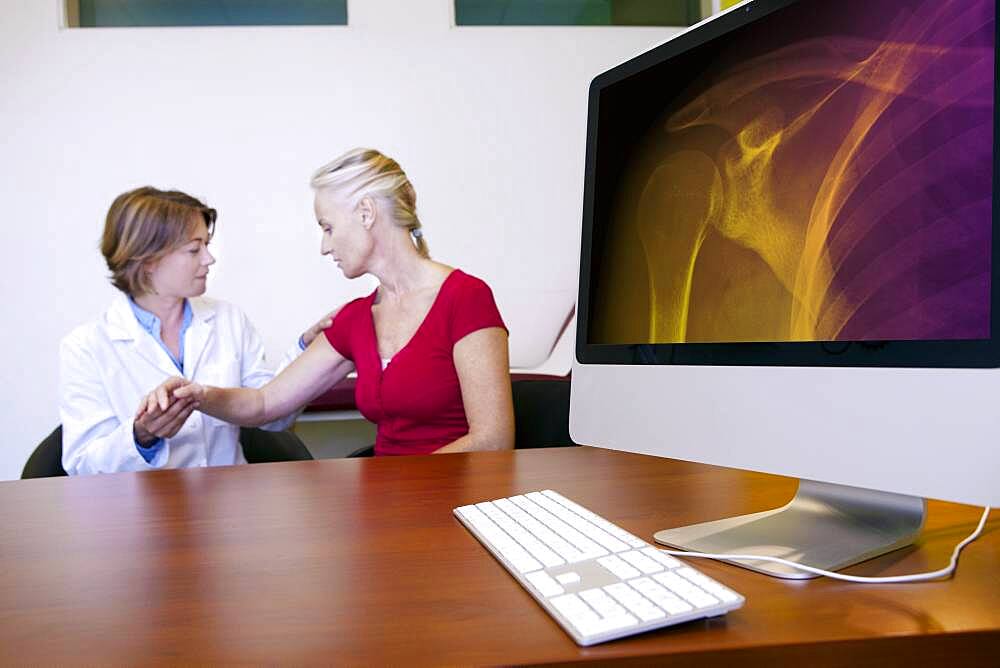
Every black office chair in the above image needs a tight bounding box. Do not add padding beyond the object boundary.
[511,378,577,449]
[239,427,314,464]
[21,426,68,479]
[21,425,312,478]
[345,377,577,457]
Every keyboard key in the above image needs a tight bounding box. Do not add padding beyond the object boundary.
[504,547,543,574]
[630,577,694,615]
[654,572,719,609]
[677,567,708,583]
[705,584,740,603]
[603,583,666,622]
[619,549,665,574]
[550,593,600,626]
[556,572,581,585]
[597,555,641,580]
[641,547,683,569]
[579,588,626,618]
[576,613,639,637]
[455,505,489,528]
[526,570,565,597]
[677,567,741,603]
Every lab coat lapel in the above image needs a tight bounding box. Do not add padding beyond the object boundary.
[183,297,217,378]
[106,293,178,375]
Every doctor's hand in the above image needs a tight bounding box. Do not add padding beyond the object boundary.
[133,377,199,445]
[300,306,343,348]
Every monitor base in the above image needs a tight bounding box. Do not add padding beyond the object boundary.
[653,479,926,579]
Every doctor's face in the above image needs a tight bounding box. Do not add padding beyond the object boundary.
[145,218,216,299]
[315,191,373,279]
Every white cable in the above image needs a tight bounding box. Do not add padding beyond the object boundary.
[660,506,992,583]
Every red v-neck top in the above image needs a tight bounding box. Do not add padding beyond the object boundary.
[323,269,507,456]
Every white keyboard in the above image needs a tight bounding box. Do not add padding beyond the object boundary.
[454,490,745,646]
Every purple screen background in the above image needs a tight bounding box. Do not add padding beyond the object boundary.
[592,0,996,344]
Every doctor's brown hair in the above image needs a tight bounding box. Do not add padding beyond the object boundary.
[100,187,217,296]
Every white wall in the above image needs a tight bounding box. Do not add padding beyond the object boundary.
[0,0,677,480]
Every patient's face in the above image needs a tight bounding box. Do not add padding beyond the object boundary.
[315,191,372,279]
[145,218,215,299]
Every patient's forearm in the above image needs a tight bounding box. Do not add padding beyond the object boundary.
[434,430,513,454]
[186,337,353,429]
[201,386,270,427]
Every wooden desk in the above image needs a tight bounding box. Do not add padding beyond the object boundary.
[1,448,997,665]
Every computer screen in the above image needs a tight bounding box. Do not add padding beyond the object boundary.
[571,0,1000,577]
[580,0,999,367]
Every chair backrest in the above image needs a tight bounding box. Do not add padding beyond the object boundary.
[22,426,69,479]
[239,427,314,464]
[512,379,578,449]
[348,379,577,456]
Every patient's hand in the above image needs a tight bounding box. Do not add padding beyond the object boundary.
[133,377,199,445]
[171,381,206,403]
[300,306,343,348]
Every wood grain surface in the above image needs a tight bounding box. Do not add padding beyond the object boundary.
[1,447,997,666]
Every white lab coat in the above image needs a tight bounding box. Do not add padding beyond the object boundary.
[59,292,302,475]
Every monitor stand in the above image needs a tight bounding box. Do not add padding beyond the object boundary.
[653,479,927,579]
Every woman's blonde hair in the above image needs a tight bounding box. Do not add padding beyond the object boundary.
[100,186,216,296]
[310,148,429,258]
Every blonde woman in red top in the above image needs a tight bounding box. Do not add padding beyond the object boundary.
[155,148,514,455]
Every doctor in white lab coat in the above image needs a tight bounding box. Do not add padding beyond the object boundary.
[59,186,332,475]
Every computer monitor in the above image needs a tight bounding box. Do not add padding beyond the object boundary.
[570,0,1000,579]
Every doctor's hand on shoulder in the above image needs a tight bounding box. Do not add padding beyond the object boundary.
[133,377,200,446]
[299,306,342,349]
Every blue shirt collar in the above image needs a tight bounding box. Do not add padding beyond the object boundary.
[128,298,193,335]
[127,298,194,372]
